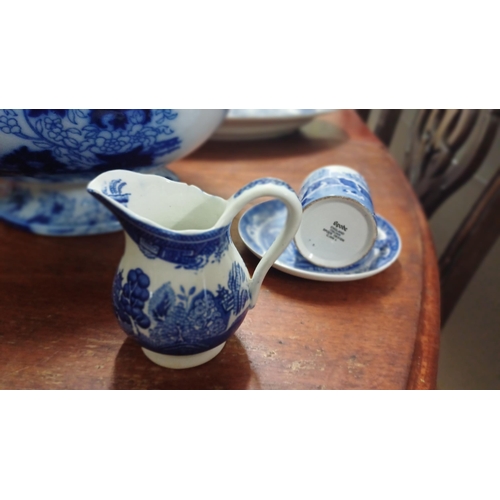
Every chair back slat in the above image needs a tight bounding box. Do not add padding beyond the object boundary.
[404,109,498,217]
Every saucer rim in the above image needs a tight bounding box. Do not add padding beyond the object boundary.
[225,109,334,122]
[238,201,402,282]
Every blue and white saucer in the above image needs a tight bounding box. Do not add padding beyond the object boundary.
[238,199,402,282]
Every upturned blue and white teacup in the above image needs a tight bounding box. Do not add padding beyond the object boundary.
[294,165,377,268]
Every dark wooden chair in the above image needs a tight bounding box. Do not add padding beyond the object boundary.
[356,109,500,325]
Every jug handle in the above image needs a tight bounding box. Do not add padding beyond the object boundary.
[224,178,302,308]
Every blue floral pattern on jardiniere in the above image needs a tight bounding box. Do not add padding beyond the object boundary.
[0,109,181,178]
[0,109,228,236]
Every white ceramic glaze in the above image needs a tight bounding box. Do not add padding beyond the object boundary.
[212,109,334,141]
[295,166,378,268]
[88,170,302,369]
[239,200,401,282]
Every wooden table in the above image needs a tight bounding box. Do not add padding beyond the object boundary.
[0,110,440,389]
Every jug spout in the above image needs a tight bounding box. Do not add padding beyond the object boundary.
[87,169,228,234]
[87,177,132,222]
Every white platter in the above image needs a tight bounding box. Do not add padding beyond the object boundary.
[212,109,334,141]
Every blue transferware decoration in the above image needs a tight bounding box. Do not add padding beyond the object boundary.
[88,169,302,369]
[299,166,375,215]
[294,165,378,269]
[239,199,401,282]
[0,109,227,236]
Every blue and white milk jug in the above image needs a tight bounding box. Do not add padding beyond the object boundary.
[88,170,302,369]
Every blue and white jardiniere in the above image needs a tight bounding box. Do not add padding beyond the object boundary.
[294,165,378,268]
[88,170,302,369]
[0,109,227,236]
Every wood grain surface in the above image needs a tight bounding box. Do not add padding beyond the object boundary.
[0,110,440,389]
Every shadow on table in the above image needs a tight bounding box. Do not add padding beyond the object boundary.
[261,260,404,307]
[188,119,348,162]
[111,335,259,390]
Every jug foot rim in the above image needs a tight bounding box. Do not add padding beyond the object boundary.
[141,343,226,369]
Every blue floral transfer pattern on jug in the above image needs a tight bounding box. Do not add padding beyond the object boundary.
[124,220,231,270]
[113,262,250,356]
